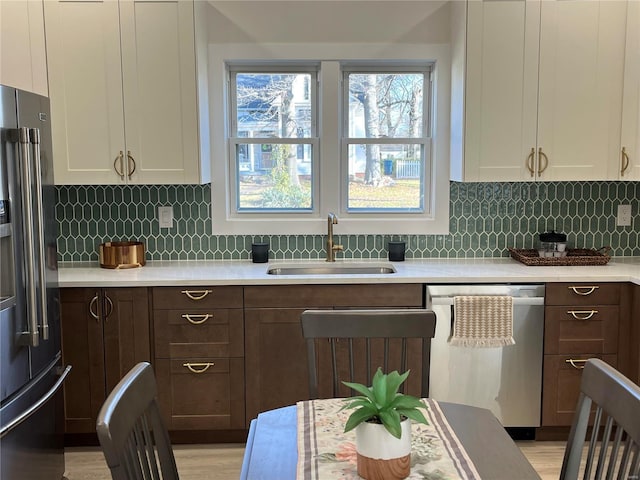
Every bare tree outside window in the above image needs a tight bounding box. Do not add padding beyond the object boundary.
[232,71,314,210]
[228,65,430,215]
[346,71,427,211]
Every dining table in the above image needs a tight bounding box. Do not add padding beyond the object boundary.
[240,400,542,480]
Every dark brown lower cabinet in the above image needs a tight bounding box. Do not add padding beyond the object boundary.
[151,286,245,432]
[634,284,640,384]
[541,282,626,427]
[542,354,617,426]
[60,287,150,434]
[244,284,424,423]
[155,358,245,430]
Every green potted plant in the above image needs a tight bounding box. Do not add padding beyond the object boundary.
[341,368,428,480]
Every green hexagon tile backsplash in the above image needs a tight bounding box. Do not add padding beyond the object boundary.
[56,181,639,262]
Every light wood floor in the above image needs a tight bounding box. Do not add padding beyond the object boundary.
[64,441,567,479]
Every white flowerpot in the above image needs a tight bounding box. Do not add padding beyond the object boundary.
[355,419,411,480]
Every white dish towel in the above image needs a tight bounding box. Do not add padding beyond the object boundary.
[449,295,515,347]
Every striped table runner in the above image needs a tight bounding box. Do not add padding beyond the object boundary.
[296,398,481,480]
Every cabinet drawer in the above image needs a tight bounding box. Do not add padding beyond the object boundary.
[155,358,245,430]
[542,354,617,426]
[545,283,621,306]
[544,306,619,354]
[154,309,244,358]
[243,284,423,308]
[152,287,243,309]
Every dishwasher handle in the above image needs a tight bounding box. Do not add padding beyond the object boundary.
[430,297,544,306]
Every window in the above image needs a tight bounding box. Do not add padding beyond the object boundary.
[342,66,430,213]
[229,67,318,212]
[211,44,450,235]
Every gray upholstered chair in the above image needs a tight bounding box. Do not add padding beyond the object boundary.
[96,362,179,480]
[560,358,640,480]
[301,309,437,399]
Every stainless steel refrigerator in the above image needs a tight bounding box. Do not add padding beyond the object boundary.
[0,85,70,479]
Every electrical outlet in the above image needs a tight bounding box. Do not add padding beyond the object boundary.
[158,206,173,228]
[616,204,632,227]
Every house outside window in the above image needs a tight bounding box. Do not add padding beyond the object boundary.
[342,66,431,213]
[211,44,450,236]
[229,67,317,212]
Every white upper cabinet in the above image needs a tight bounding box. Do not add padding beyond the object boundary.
[45,0,208,185]
[620,0,640,180]
[452,0,539,182]
[536,0,627,181]
[0,0,48,96]
[452,0,628,182]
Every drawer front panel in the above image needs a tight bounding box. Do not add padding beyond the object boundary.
[542,354,617,426]
[154,309,244,358]
[243,284,423,308]
[545,283,621,306]
[155,358,245,430]
[152,286,243,309]
[544,305,619,354]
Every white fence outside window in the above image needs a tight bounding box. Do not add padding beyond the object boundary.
[395,160,420,179]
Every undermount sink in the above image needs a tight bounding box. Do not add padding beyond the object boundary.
[266,262,397,275]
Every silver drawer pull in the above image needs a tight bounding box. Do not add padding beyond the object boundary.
[181,289,213,301]
[567,310,598,320]
[568,286,599,296]
[181,313,212,325]
[565,359,589,370]
[182,362,215,374]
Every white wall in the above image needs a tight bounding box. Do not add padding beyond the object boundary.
[205,1,451,45]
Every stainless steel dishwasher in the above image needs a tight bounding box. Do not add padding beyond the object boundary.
[426,284,545,431]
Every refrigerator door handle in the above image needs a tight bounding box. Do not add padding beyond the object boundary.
[29,128,49,341]
[0,365,71,438]
[18,127,39,347]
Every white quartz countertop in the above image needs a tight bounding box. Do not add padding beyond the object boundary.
[58,257,640,288]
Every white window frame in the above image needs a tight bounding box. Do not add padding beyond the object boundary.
[341,64,432,214]
[228,64,320,214]
[209,43,451,235]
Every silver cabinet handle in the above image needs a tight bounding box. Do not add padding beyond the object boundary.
[18,127,39,347]
[568,286,599,296]
[567,310,597,320]
[0,365,71,438]
[29,128,49,341]
[181,290,213,301]
[182,362,215,374]
[181,313,212,325]
[89,294,100,321]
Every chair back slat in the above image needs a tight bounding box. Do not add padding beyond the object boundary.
[97,362,179,480]
[301,309,436,399]
[560,359,640,480]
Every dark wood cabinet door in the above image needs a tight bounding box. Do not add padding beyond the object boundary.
[544,305,619,354]
[102,288,151,393]
[545,283,621,306]
[155,358,245,430]
[244,308,311,423]
[632,284,640,384]
[244,284,424,423]
[542,354,617,426]
[60,288,106,434]
[60,287,150,434]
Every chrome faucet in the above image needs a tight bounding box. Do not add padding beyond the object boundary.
[326,212,343,262]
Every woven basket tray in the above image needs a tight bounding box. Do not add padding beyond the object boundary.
[508,247,611,266]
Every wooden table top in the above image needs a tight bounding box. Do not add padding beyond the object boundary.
[240,401,541,480]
